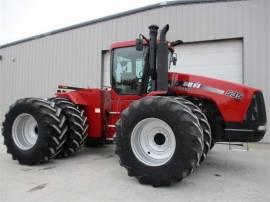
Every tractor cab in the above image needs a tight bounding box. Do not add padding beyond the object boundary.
[110,25,180,96]
[111,46,146,95]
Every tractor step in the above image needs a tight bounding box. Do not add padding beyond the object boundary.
[228,142,249,151]
[216,142,249,151]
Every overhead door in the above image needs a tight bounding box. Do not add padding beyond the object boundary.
[170,39,243,84]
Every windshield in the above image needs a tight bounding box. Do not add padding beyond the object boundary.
[112,47,147,94]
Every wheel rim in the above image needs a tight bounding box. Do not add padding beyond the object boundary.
[12,113,39,150]
[131,118,176,167]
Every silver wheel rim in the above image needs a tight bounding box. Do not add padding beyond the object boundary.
[12,113,38,150]
[131,118,176,167]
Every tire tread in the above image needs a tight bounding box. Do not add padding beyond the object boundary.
[49,97,88,158]
[2,98,67,165]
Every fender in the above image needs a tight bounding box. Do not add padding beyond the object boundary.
[147,91,167,96]
[168,72,258,123]
[56,90,89,105]
[56,89,107,138]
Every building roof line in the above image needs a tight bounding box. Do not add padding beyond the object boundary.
[0,0,243,49]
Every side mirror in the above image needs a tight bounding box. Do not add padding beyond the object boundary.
[170,40,183,46]
[136,38,143,51]
[172,53,177,66]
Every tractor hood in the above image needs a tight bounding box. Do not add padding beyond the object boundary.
[168,72,264,123]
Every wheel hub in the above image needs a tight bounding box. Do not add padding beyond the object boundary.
[131,118,176,167]
[154,133,166,145]
[12,113,38,150]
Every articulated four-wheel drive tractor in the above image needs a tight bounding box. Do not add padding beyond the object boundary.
[2,24,267,187]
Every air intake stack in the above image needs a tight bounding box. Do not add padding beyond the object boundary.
[148,25,159,90]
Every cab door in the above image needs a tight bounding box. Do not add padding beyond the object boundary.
[105,46,146,138]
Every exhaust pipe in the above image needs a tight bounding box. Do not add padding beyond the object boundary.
[160,24,169,42]
[148,25,159,90]
[156,24,169,91]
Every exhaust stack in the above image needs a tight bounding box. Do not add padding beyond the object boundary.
[157,24,169,91]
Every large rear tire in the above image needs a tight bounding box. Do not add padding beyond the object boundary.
[49,97,88,157]
[2,98,67,165]
[174,97,212,163]
[116,96,204,187]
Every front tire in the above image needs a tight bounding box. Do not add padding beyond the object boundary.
[2,98,67,165]
[174,98,212,163]
[116,96,204,187]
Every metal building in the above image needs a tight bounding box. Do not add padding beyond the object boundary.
[0,0,269,142]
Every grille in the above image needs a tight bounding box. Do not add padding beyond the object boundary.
[245,91,267,125]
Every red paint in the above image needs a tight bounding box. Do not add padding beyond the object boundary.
[111,40,174,50]
[168,72,258,122]
[146,91,167,96]
[56,71,259,139]
[57,89,110,138]
[111,40,138,49]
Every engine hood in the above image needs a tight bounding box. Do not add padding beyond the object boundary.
[168,72,260,122]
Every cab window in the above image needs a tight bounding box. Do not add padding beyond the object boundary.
[112,47,145,94]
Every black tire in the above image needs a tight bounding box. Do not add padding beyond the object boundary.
[2,98,68,165]
[115,96,204,187]
[49,97,88,158]
[202,102,224,150]
[174,97,212,163]
[84,137,105,148]
[210,141,215,149]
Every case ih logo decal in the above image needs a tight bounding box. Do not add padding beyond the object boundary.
[171,80,244,101]
[182,81,201,89]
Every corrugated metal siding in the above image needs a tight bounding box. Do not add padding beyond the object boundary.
[266,0,270,142]
[0,0,269,142]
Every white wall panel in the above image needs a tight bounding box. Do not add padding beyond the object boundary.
[0,0,269,142]
[102,51,111,87]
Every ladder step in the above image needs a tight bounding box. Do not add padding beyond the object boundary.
[229,142,249,151]
[216,142,249,151]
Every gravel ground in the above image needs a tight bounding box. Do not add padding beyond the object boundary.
[0,138,270,202]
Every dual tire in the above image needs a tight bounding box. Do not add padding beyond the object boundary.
[2,97,88,165]
[174,97,212,163]
[48,98,88,157]
[116,96,208,187]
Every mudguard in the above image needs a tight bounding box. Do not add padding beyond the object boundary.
[56,89,109,139]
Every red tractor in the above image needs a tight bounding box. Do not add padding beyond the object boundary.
[2,25,267,187]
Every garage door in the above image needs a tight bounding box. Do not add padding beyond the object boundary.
[170,40,243,83]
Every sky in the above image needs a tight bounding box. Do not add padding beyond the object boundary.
[0,0,171,45]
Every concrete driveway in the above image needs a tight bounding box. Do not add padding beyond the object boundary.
[0,137,270,202]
